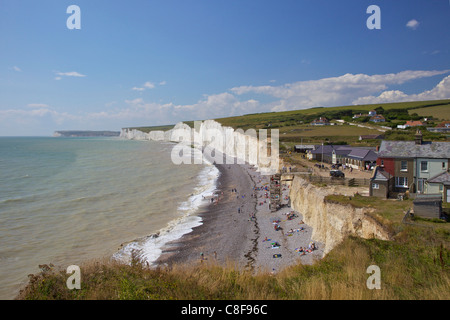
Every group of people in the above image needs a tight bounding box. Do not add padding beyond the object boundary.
[254,185,269,192]
[284,211,298,220]
[295,242,316,255]
[285,227,304,236]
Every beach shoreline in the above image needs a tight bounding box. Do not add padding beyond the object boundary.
[155,162,324,273]
[155,162,258,269]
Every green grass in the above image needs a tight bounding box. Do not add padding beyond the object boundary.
[325,193,416,227]
[215,99,450,131]
[411,104,450,120]
[277,123,381,144]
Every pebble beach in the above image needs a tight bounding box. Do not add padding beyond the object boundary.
[156,162,324,273]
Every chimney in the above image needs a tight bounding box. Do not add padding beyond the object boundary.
[414,129,423,145]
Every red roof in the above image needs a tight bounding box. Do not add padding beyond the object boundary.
[405,120,423,126]
[436,121,450,128]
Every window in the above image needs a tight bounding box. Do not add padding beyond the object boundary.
[372,183,379,189]
[439,184,444,192]
[443,162,447,170]
[380,160,384,166]
[420,161,428,172]
[400,160,407,171]
[396,177,408,188]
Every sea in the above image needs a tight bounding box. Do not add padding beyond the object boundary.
[0,136,219,299]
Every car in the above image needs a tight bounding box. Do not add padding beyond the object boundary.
[330,169,345,178]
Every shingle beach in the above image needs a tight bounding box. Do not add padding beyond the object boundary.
[156,163,324,273]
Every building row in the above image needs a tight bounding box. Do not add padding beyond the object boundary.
[370,130,450,203]
[295,144,379,171]
[294,130,450,202]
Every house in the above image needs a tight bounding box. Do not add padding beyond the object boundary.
[398,120,424,129]
[368,110,377,116]
[405,120,424,127]
[427,121,450,133]
[370,166,394,198]
[309,144,378,170]
[343,148,378,170]
[310,117,330,126]
[369,115,385,123]
[308,144,337,162]
[332,147,378,170]
[426,171,450,203]
[375,130,450,198]
[352,113,368,119]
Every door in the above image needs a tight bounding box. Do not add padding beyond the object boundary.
[417,179,424,193]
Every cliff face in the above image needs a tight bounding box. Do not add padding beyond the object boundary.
[289,176,391,255]
[120,120,279,175]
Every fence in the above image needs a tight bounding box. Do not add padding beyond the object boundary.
[284,174,371,187]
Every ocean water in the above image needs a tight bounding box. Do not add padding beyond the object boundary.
[0,137,219,299]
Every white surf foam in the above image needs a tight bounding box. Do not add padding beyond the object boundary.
[113,157,220,266]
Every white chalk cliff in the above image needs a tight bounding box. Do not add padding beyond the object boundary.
[120,120,279,175]
[288,176,391,255]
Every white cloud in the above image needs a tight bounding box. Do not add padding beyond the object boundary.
[353,75,450,105]
[54,71,86,80]
[159,81,167,86]
[55,71,86,77]
[406,19,420,30]
[132,81,156,91]
[230,70,450,110]
[143,82,155,89]
[171,92,260,121]
[12,66,21,72]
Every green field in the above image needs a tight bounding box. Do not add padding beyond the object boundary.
[411,104,450,120]
[215,99,450,129]
[126,99,450,143]
[277,123,382,145]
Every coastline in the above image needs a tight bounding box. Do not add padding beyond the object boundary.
[155,163,257,269]
[155,161,324,273]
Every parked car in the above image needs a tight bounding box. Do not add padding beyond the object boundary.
[330,169,345,178]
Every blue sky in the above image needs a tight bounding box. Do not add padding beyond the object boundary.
[0,0,449,136]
